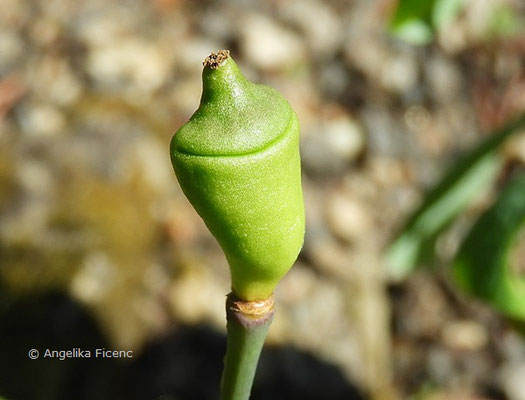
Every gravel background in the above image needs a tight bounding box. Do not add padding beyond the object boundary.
[1,0,525,399]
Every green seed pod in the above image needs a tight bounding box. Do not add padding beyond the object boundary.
[170,50,305,301]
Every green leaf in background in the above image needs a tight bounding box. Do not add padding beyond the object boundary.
[386,114,525,281]
[390,0,435,45]
[391,20,434,45]
[390,0,464,44]
[487,3,525,38]
[453,173,525,320]
[432,0,463,28]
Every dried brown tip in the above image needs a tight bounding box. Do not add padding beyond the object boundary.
[203,50,230,69]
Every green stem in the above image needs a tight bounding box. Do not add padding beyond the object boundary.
[220,293,274,400]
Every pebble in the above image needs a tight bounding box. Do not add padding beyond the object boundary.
[73,4,137,47]
[176,38,223,74]
[499,363,525,400]
[17,103,66,137]
[16,159,54,195]
[344,36,387,84]
[345,23,419,95]
[380,52,419,94]
[29,57,83,107]
[239,14,306,70]
[397,274,449,338]
[70,251,116,304]
[171,79,202,119]
[130,137,173,194]
[0,30,23,73]
[0,196,51,245]
[325,189,371,243]
[301,111,364,175]
[0,0,30,27]
[436,18,468,54]
[277,263,317,304]
[279,0,342,57]
[424,54,463,103]
[360,106,408,156]
[86,38,170,92]
[367,156,410,189]
[318,61,349,99]
[441,320,488,351]
[198,7,235,42]
[497,329,525,364]
[65,107,159,182]
[464,0,496,39]
[163,201,206,245]
[404,105,431,133]
[427,347,455,384]
[169,259,228,328]
[29,17,61,47]
[288,278,349,350]
[404,106,451,157]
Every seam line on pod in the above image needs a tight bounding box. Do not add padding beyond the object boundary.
[173,113,295,159]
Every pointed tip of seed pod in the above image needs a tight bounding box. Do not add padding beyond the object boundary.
[203,50,230,69]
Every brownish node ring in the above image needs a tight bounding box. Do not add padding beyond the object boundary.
[228,293,275,319]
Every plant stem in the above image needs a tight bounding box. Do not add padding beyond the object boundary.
[220,293,274,400]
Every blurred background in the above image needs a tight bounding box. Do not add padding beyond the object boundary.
[1,0,525,399]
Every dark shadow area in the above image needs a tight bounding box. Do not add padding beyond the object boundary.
[0,291,120,400]
[119,324,225,400]
[0,291,366,400]
[253,345,365,400]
